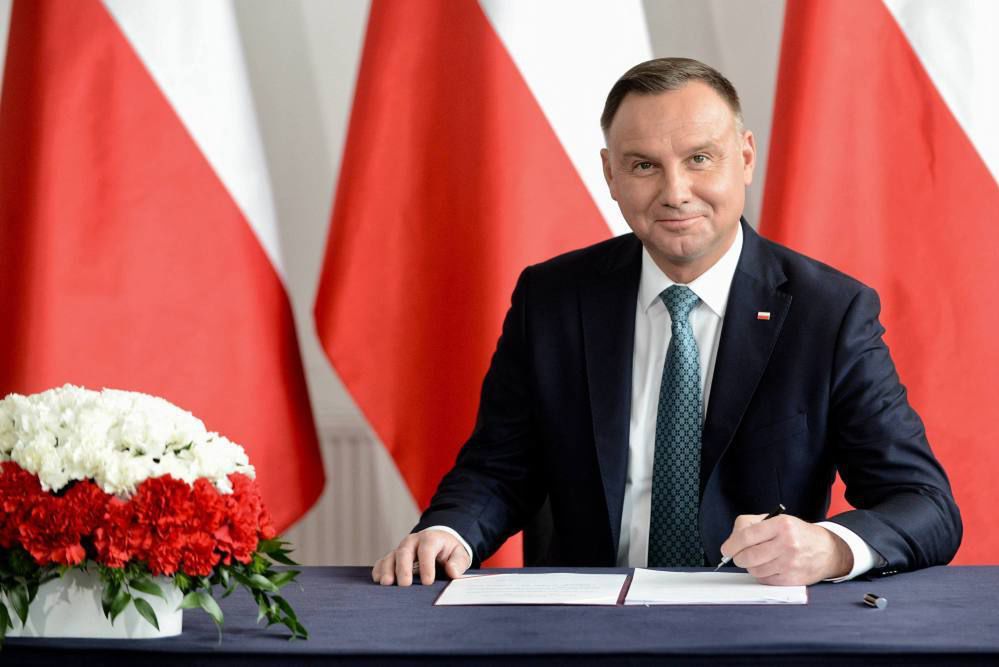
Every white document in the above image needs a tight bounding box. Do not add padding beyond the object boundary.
[435,572,628,606]
[625,569,807,605]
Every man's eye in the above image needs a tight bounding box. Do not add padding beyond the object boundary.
[636,161,654,170]
[691,154,709,165]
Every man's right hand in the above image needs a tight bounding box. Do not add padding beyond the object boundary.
[372,528,471,586]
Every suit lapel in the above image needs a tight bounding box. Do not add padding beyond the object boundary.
[580,236,642,556]
[700,223,791,490]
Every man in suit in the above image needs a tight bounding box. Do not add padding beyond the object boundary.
[372,58,961,587]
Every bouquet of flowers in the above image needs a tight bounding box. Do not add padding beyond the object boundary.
[0,385,306,641]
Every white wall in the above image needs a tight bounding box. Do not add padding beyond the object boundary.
[0,0,785,564]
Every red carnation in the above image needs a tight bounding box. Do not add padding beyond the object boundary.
[130,476,197,575]
[231,473,276,540]
[181,532,219,576]
[215,474,271,564]
[0,462,44,548]
[18,492,87,565]
[191,477,226,534]
[94,496,152,568]
[64,480,111,533]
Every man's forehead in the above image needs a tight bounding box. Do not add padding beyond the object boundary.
[612,119,734,158]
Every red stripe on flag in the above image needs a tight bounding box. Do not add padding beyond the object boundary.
[315,0,610,566]
[0,0,324,531]
[762,0,999,564]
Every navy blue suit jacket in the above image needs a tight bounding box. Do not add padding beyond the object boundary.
[416,222,961,573]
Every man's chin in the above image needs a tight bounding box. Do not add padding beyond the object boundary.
[655,239,710,266]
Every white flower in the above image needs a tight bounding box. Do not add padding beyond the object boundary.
[0,385,255,496]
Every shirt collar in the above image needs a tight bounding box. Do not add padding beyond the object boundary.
[638,223,743,318]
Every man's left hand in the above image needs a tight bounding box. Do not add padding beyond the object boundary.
[719,514,853,585]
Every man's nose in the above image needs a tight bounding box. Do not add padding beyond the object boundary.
[658,165,692,208]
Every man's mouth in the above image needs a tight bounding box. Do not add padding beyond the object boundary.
[655,215,704,228]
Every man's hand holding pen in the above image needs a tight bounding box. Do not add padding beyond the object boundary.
[718,510,854,586]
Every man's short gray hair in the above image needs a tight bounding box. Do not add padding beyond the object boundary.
[601,57,744,133]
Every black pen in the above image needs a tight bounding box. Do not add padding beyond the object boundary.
[713,503,786,571]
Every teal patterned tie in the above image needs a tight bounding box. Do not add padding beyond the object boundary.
[648,285,704,567]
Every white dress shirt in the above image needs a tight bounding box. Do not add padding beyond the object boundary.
[436,225,878,580]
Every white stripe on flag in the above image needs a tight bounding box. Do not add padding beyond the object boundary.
[102,0,286,281]
[883,0,999,184]
[479,0,652,236]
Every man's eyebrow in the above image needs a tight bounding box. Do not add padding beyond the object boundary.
[683,140,725,154]
[619,139,727,161]
[620,151,657,161]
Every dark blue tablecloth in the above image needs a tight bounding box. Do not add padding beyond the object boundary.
[6,566,999,666]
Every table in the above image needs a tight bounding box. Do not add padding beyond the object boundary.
[6,566,999,666]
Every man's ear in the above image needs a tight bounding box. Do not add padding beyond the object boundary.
[601,148,617,201]
[741,130,757,186]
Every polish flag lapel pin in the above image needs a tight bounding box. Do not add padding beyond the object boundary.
[757,312,771,321]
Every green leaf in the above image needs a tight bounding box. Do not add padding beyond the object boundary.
[219,567,230,590]
[273,593,308,639]
[10,584,29,626]
[286,616,309,640]
[124,561,145,581]
[267,571,299,588]
[272,595,294,617]
[109,587,131,623]
[257,594,271,623]
[256,539,283,554]
[102,579,120,618]
[8,549,33,577]
[250,554,268,575]
[178,591,203,611]
[248,574,278,593]
[197,591,224,644]
[197,591,224,626]
[129,577,166,600]
[0,600,12,638]
[132,597,160,631]
[231,570,254,589]
[173,572,192,592]
[256,595,269,624]
[267,551,297,566]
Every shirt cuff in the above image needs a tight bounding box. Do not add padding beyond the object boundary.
[817,521,884,582]
[422,525,474,563]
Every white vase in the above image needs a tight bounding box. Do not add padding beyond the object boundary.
[3,569,184,639]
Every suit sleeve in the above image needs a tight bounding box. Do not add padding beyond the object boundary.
[825,286,962,574]
[413,268,546,565]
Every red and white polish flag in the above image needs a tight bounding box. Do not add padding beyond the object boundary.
[762,0,999,563]
[0,0,325,531]
[315,0,650,565]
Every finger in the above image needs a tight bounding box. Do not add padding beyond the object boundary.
[443,543,471,579]
[417,537,446,585]
[732,534,783,570]
[745,553,783,581]
[755,572,785,586]
[733,513,766,533]
[374,553,396,586]
[756,570,805,587]
[720,513,768,560]
[394,537,419,587]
